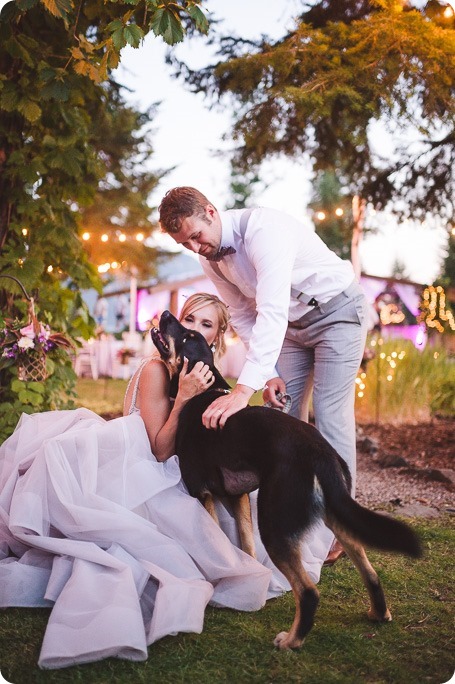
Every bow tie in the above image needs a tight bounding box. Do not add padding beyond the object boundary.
[205,246,236,262]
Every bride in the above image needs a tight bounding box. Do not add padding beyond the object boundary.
[0,292,332,669]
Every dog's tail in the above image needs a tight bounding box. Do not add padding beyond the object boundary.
[316,457,422,558]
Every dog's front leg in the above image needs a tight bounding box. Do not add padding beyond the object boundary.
[232,493,256,559]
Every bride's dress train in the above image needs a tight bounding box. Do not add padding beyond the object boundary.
[0,408,333,669]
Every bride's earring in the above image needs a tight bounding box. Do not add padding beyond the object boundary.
[210,342,216,352]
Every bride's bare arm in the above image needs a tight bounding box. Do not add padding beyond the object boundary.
[136,358,214,462]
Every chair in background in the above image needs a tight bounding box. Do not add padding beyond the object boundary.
[74,340,99,380]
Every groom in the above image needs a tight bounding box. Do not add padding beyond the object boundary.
[159,186,368,563]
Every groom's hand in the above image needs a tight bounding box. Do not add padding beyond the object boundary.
[202,384,254,429]
[262,377,287,408]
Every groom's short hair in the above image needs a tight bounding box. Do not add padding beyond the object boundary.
[159,186,213,234]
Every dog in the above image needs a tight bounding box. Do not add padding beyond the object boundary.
[151,310,422,650]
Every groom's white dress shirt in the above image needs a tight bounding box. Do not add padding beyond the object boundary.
[201,207,355,392]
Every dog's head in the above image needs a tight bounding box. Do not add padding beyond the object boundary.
[151,310,229,395]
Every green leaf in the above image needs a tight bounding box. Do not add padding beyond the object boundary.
[41,79,70,101]
[18,99,42,122]
[27,381,46,393]
[45,357,55,375]
[16,0,39,9]
[111,27,126,51]
[48,149,83,176]
[0,357,16,371]
[123,24,144,47]
[106,19,124,32]
[17,256,45,282]
[11,379,25,393]
[0,84,20,112]
[186,4,209,34]
[150,8,184,45]
[18,389,44,405]
[3,36,34,67]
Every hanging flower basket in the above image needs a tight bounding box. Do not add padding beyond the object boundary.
[0,276,72,381]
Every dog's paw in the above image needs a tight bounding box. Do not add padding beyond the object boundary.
[273,631,303,650]
[368,608,392,622]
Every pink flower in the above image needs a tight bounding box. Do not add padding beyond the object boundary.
[20,323,36,339]
[20,322,47,339]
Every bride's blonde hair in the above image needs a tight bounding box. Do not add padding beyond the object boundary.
[179,293,230,367]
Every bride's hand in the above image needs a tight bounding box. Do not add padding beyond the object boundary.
[177,357,215,402]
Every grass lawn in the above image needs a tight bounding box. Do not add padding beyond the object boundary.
[73,377,264,416]
[0,519,453,684]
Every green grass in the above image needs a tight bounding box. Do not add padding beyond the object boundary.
[0,519,453,683]
[74,377,263,417]
[74,377,129,415]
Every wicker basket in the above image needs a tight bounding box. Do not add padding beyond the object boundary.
[18,350,48,382]
[17,298,48,382]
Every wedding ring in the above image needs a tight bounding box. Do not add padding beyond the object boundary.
[217,409,223,415]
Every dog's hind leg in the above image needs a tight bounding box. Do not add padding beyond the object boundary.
[232,493,256,559]
[201,493,220,526]
[327,520,392,622]
[266,542,320,650]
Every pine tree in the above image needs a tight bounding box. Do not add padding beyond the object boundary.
[176,0,454,223]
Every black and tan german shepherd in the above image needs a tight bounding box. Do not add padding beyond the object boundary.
[151,310,422,650]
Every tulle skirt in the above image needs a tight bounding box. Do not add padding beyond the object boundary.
[0,408,333,669]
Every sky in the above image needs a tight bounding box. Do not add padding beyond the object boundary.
[0,0,449,282]
[113,1,447,284]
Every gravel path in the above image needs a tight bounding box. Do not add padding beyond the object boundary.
[355,419,454,517]
[356,456,454,512]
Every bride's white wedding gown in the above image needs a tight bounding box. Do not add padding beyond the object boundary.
[0,402,333,669]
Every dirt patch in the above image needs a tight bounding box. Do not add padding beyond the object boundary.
[356,416,454,513]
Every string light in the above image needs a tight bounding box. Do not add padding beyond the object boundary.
[80,229,153,273]
[418,285,455,333]
[379,303,405,325]
[22,228,28,236]
[80,230,151,243]
[356,343,407,400]
[315,208,344,221]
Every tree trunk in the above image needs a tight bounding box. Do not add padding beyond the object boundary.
[351,194,365,280]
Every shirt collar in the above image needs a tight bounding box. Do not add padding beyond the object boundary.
[219,211,236,249]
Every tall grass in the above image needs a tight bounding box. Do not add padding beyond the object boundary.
[355,338,454,424]
[74,339,454,424]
